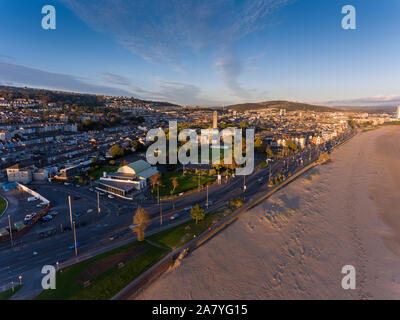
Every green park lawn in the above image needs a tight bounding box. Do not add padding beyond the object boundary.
[154,172,216,197]
[35,241,167,300]
[0,196,7,217]
[86,166,118,180]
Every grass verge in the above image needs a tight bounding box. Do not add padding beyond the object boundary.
[35,241,167,300]
[0,196,7,217]
[0,285,21,300]
[87,166,118,180]
[149,206,232,249]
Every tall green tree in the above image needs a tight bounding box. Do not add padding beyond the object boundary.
[110,144,125,158]
[191,204,205,224]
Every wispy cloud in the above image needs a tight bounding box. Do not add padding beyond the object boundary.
[0,62,133,97]
[0,60,221,105]
[59,0,289,98]
[318,95,400,107]
[102,72,131,86]
[215,52,250,99]
[132,79,216,106]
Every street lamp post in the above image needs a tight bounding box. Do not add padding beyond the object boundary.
[206,185,209,209]
[97,191,101,217]
[243,176,247,200]
[198,173,200,191]
[18,275,22,286]
[72,221,78,257]
[68,196,73,230]
[160,202,163,226]
[8,215,13,247]
[269,164,272,183]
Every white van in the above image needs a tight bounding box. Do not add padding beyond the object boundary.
[27,197,38,202]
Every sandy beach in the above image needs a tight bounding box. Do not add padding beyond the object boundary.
[135,126,400,300]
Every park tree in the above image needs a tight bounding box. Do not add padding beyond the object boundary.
[191,204,205,224]
[254,138,266,153]
[149,173,162,202]
[239,121,248,129]
[170,176,179,195]
[149,173,162,191]
[110,144,125,158]
[133,207,150,241]
[287,140,298,152]
[265,146,274,158]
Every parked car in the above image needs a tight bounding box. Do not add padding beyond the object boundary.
[184,206,193,212]
[25,213,36,220]
[73,212,83,217]
[108,194,114,199]
[24,213,35,224]
[72,196,81,200]
[27,197,38,202]
[40,215,53,223]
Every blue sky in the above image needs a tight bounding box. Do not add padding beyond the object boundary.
[0,0,399,106]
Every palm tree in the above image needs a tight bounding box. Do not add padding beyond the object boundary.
[149,173,162,203]
[170,177,179,195]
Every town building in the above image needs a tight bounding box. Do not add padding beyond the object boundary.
[56,160,92,180]
[96,160,158,198]
[213,111,218,129]
[6,164,32,184]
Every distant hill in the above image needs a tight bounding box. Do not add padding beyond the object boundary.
[0,85,180,108]
[228,101,338,113]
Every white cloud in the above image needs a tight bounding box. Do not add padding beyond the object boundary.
[317,95,400,107]
[102,72,131,86]
[60,0,289,98]
[0,62,133,97]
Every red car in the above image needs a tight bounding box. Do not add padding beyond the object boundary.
[72,196,81,200]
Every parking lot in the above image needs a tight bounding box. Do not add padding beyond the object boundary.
[0,187,43,231]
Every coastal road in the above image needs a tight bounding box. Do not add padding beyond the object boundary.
[0,131,351,297]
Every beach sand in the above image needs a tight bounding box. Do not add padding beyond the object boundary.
[135,126,400,300]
